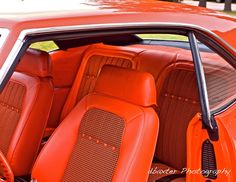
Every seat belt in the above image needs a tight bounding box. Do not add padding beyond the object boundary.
[155,173,186,182]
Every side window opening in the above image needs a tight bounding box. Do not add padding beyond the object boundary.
[136,33,211,53]
[136,34,188,41]
[30,40,59,52]
[199,43,236,112]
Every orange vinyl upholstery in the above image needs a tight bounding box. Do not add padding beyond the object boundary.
[32,66,159,182]
[129,44,202,180]
[0,49,53,176]
[50,46,89,88]
[46,46,89,135]
[60,44,145,120]
[148,61,200,181]
[136,49,178,81]
[131,44,200,180]
[44,44,201,181]
[94,65,156,106]
[48,44,179,132]
[16,49,52,77]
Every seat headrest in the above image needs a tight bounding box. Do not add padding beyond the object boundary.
[94,66,157,107]
[16,48,52,77]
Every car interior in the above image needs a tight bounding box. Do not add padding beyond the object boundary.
[0,32,233,182]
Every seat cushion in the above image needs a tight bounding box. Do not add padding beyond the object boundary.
[148,163,185,182]
[32,94,158,182]
[32,66,159,182]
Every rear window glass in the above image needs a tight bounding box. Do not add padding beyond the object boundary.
[30,41,59,52]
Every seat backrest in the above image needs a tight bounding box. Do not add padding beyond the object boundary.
[0,49,53,176]
[135,49,178,81]
[155,61,200,170]
[47,46,89,130]
[32,66,159,182]
[60,44,145,120]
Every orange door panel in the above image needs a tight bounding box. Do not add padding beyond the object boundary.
[187,110,236,182]
[213,104,236,181]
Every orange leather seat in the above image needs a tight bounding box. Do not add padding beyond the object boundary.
[148,61,200,181]
[60,44,145,120]
[0,49,53,177]
[32,66,159,182]
[46,46,89,133]
[48,44,178,134]
[45,44,145,138]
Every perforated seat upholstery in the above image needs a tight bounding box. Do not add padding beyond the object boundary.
[32,66,159,182]
[0,49,53,176]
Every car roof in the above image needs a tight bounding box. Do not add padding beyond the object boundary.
[0,0,235,51]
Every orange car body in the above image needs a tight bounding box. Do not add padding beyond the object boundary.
[0,0,235,181]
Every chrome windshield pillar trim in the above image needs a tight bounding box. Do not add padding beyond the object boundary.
[188,32,218,140]
[188,32,211,127]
